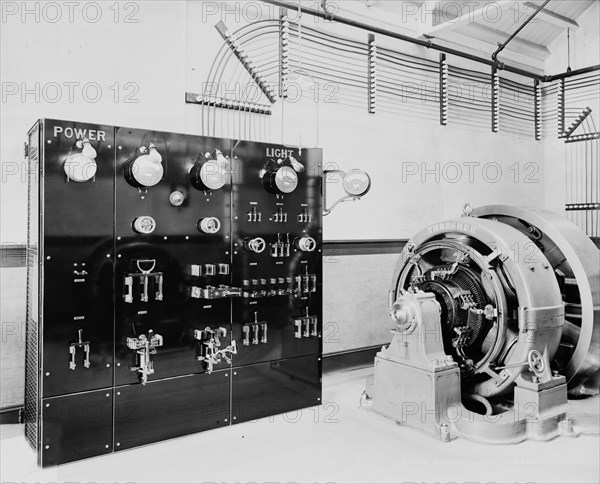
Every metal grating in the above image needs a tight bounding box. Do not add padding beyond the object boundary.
[24,315,39,449]
[24,122,40,452]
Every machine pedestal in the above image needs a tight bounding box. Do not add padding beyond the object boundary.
[372,355,461,440]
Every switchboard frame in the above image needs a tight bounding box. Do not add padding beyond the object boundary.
[25,119,323,466]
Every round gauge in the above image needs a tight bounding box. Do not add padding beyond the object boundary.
[342,169,371,197]
[125,147,164,188]
[190,151,228,191]
[197,217,221,234]
[263,166,299,194]
[169,191,185,207]
[64,153,97,182]
[132,216,157,234]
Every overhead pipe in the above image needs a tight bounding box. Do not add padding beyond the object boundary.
[263,0,599,83]
[546,65,600,82]
[492,0,551,67]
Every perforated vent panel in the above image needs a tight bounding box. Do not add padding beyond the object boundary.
[25,122,40,452]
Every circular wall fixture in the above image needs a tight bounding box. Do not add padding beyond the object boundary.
[343,169,371,197]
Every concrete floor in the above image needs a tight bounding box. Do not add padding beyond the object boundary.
[1,367,599,484]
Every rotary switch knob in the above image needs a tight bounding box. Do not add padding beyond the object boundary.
[244,237,266,253]
[125,143,164,188]
[295,236,317,252]
[190,150,229,191]
[64,138,97,182]
[132,216,157,234]
[263,166,298,194]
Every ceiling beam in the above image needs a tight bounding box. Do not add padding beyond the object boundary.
[433,31,545,73]
[419,0,512,37]
[458,23,550,61]
[523,2,579,30]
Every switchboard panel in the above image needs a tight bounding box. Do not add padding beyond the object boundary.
[230,141,323,367]
[25,119,323,466]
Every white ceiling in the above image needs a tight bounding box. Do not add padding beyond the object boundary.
[333,0,596,74]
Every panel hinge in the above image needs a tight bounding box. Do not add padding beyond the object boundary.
[24,142,29,158]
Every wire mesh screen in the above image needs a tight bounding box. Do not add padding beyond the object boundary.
[25,123,40,452]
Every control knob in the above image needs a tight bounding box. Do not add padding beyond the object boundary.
[244,237,266,253]
[263,166,298,194]
[64,138,97,182]
[132,216,157,234]
[125,143,163,188]
[295,236,317,252]
[197,217,221,234]
[190,150,229,191]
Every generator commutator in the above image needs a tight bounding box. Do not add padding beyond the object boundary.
[24,119,323,466]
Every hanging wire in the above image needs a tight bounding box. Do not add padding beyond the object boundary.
[197,10,600,143]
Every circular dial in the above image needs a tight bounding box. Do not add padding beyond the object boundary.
[169,191,185,207]
[190,151,228,191]
[197,217,221,234]
[263,166,298,194]
[132,216,157,234]
[125,146,164,188]
[64,153,97,182]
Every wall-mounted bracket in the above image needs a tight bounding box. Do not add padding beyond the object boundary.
[562,106,592,138]
[534,79,541,140]
[323,169,371,216]
[491,67,500,133]
[279,8,290,98]
[215,21,278,104]
[185,93,273,115]
[557,79,565,137]
[368,34,376,114]
[564,132,600,143]
[439,54,448,126]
